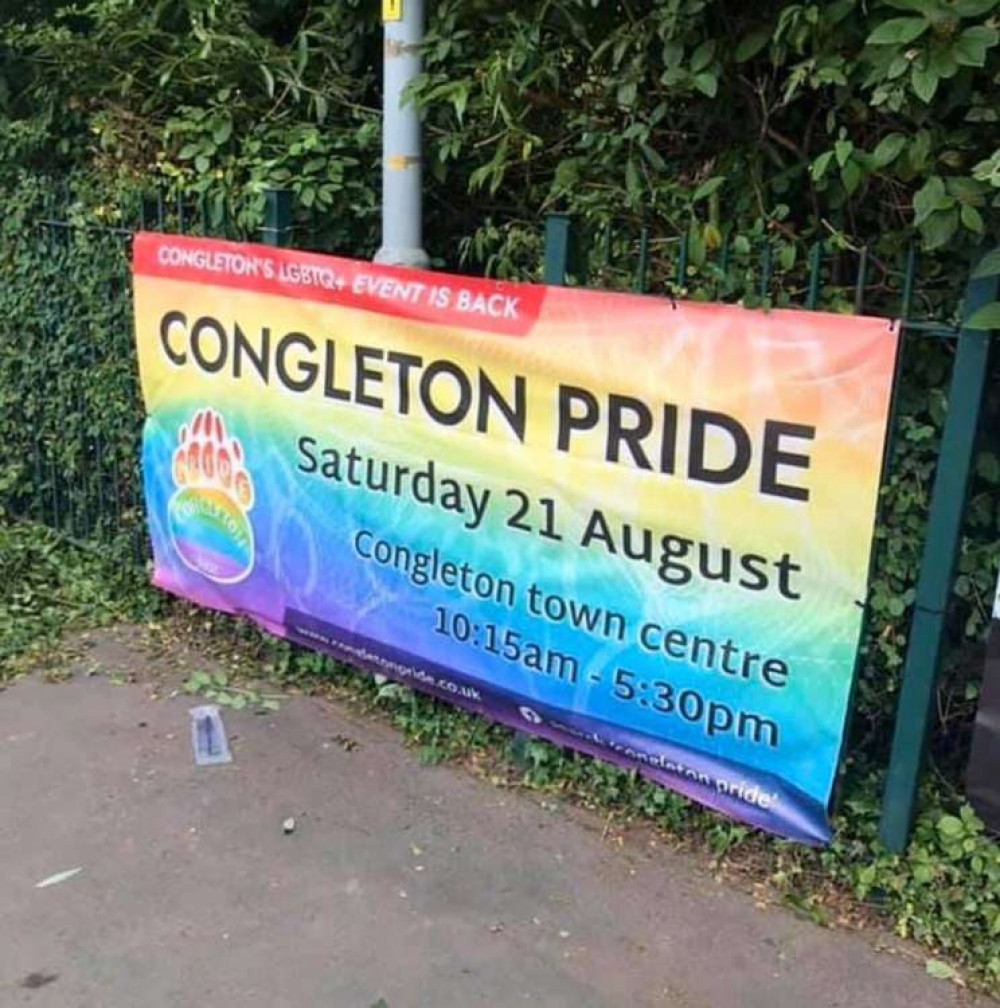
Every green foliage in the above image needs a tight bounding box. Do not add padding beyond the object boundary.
[3,0,999,270]
[0,175,147,548]
[1,0,382,252]
[0,522,153,679]
[825,787,1000,981]
[393,0,1000,277]
[182,668,281,712]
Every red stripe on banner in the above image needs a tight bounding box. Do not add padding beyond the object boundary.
[132,233,544,337]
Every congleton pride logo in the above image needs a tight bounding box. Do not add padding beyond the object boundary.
[167,408,255,584]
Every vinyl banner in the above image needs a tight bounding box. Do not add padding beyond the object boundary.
[132,233,898,844]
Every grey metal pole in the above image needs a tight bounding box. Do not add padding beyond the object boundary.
[375,0,429,268]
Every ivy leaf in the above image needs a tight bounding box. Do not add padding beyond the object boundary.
[913,175,950,223]
[261,64,275,98]
[690,40,715,73]
[965,301,1000,331]
[953,26,1000,67]
[953,0,1000,16]
[872,133,906,168]
[937,814,964,838]
[972,248,1000,279]
[841,159,863,195]
[907,129,932,172]
[960,203,984,234]
[925,959,959,983]
[641,142,665,171]
[911,66,939,103]
[693,176,724,202]
[835,139,854,167]
[867,17,930,46]
[211,119,232,145]
[921,208,958,249]
[735,28,771,63]
[553,158,580,191]
[928,43,959,80]
[625,157,641,200]
[945,176,985,205]
[978,452,1000,484]
[810,150,834,181]
[692,72,718,97]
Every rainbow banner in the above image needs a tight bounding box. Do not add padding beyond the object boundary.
[133,233,898,844]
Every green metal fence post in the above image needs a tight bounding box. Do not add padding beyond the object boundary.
[260,189,293,248]
[544,213,572,286]
[879,256,1000,853]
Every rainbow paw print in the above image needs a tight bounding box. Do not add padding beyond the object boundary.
[167,408,256,584]
[172,408,254,511]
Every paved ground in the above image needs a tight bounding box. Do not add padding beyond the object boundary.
[0,630,989,1008]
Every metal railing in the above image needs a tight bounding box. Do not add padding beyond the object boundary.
[3,183,997,852]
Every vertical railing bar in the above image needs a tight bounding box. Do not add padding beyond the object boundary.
[33,441,44,525]
[77,392,88,540]
[49,458,61,534]
[260,189,293,249]
[131,457,144,564]
[806,240,823,311]
[900,243,917,321]
[543,214,571,286]
[854,244,870,315]
[94,424,105,541]
[716,230,731,302]
[110,447,123,533]
[635,226,650,294]
[759,237,772,301]
[676,229,689,290]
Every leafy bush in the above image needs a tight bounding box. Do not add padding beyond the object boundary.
[0,522,152,679]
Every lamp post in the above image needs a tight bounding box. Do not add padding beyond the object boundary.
[375,0,430,269]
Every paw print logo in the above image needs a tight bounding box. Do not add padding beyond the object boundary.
[166,407,256,584]
[173,408,255,509]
